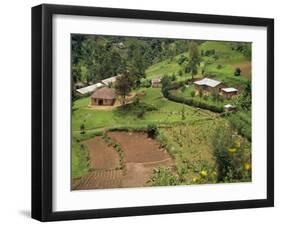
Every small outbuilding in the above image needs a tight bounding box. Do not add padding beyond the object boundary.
[221,87,238,99]
[151,77,162,88]
[91,87,116,106]
[224,104,236,112]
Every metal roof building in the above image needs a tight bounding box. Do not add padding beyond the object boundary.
[194,78,221,87]
[221,87,238,93]
[76,83,104,95]
[101,75,121,86]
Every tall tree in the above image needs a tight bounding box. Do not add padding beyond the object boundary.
[115,71,134,105]
[187,41,200,81]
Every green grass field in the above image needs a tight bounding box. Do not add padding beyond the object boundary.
[72,87,216,135]
[72,140,89,178]
[144,41,250,87]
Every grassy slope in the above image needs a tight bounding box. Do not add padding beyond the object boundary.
[72,140,89,178]
[145,41,250,86]
[72,87,216,134]
[158,119,223,182]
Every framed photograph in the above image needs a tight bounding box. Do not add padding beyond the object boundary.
[32,4,274,221]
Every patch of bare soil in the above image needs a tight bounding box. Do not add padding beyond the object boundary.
[121,159,173,188]
[73,132,173,190]
[107,131,171,163]
[82,137,119,170]
[73,169,123,190]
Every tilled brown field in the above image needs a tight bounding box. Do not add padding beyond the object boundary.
[73,132,173,190]
[82,136,119,170]
[73,169,123,190]
[107,131,171,163]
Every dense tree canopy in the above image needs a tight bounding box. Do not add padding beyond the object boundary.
[71,35,190,87]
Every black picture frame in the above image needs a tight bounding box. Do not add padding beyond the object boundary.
[32,3,274,222]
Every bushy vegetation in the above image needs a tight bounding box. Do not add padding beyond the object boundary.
[116,98,158,118]
[226,81,251,140]
[154,120,222,184]
[165,90,224,113]
[150,167,180,186]
[147,124,159,138]
[152,120,251,185]
[211,124,251,182]
[227,111,251,141]
[72,139,89,178]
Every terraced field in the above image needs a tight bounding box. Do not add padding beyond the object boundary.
[73,131,173,190]
[82,137,119,170]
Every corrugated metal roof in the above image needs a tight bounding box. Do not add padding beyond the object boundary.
[224,104,236,109]
[194,78,221,87]
[76,83,104,95]
[101,75,121,86]
[221,87,238,93]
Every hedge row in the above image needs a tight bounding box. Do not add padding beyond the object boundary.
[164,91,224,113]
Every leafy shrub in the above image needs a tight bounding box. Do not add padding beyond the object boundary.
[140,79,151,88]
[177,55,188,65]
[80,124,85,134]
[213,54,219,60]
[117,101,157,114]
[211,125,251,183]
[217,64,222,69]
[181,107,186,120]
[178,69,183,76]
[204,49,215,56]
[234,67,241,76]
[147,124,158,138]
[132,97,140,105]
[184,65,191,73]
[228,112,251,141]
[190,90,195,97]
[150,167,180,186]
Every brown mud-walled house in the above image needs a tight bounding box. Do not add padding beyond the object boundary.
[221,87,238,99]
[91,87,116,106]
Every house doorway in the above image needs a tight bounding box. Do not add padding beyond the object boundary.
[98,99,103,105]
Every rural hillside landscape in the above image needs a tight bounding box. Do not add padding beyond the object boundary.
[71,34,252,190]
